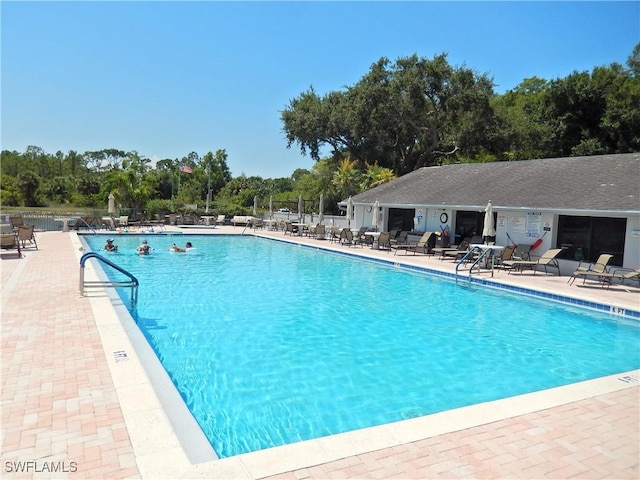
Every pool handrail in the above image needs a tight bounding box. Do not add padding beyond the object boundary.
[79,252,139,309]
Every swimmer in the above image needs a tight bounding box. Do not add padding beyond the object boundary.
[104,238,118,252]
[170,242,193,252]
[137,239,151,255]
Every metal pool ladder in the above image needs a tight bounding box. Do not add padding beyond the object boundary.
[455,246,495,282]
[79,252,139,309]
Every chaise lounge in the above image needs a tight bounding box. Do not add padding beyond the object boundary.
[567,254,614,285]
[503,248,563,275]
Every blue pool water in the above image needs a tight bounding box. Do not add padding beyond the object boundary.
[83,234,640,458]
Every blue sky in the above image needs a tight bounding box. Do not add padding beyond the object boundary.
[2,1,638,178]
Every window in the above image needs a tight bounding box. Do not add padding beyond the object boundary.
[556,216,626,266]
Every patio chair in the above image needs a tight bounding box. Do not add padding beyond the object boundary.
[0,231,21,257]
[9,216,25,231]
[216,214,226,225]
[567,254,614,285]
[283,221,299,236]
[503,248,563,275]
[340,228,360,247]
[17,225,38,250]
[495,244,517,270]
[393,232,435,256]
[314,224,326,239]
[73,216,99,230]
[328,226,342,243]
[377,231,392,251]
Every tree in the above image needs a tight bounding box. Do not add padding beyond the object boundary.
[282,54,498,175]
[17,171,42,206]
[332,157,361,199]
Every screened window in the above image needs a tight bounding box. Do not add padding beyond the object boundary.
[556,216,626,266]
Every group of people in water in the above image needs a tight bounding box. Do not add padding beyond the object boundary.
[103,238,192,255]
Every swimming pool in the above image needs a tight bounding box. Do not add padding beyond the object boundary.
[83,234,640,458]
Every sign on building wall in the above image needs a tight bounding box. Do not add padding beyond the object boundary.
[526,212,542,238]
[503,213,543,238]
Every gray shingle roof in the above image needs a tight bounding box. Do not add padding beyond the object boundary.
[351,153,640,213]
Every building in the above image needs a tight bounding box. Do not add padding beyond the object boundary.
[349,153,640,272]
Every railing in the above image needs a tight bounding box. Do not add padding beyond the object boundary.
[79,252,139,310]
[455,246,495,282]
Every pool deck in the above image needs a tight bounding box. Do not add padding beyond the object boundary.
[1,226,639,479]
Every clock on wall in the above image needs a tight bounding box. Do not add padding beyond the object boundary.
[440,212,448,223]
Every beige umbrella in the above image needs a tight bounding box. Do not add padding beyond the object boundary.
[346,196,353,227]
[318,194,324,224]
[108,193,116,215]
[269,195,273,220]
[253,195,258,217]
[482,200,496,242]
[372,200,380,230]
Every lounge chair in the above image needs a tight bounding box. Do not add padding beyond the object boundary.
[567,254,614,285]
[435,236,481,261]
[0,231,21,257]
[503,248,563,275]
[216,214,226,225]
[598,268,640,289]
[390,231,408,248]
[393,232,435,256]
[73,216,100,230]
[17,225,38,250]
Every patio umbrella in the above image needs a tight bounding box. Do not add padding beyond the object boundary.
[253,195,258,217]
[298,195,304,222]
[318,194,324,224]
[346,196,353,227]
[269,195,273,220]
[108,193,116,215]
[372,200,380,230]
[482,200,496,242]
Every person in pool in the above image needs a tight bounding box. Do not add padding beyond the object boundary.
[104,238,118,252]
[170,242,192,252]
[137,239,151,255]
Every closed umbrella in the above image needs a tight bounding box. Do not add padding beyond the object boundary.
[482,200,496,242]
[318,194,324,224]
[253,195,258,217]
[108,193,116,215]
[269,195,273,220]
[346,196,353,227]
[298,195,304,222]
[372,200,380,230]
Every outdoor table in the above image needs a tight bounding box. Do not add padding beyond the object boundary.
[292,223,306,236]
[55,218,72,232]
[201,215,216,226]
[364,231,381,249]
[263,219,278,231]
